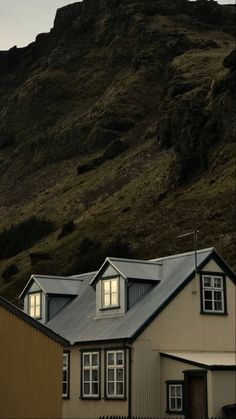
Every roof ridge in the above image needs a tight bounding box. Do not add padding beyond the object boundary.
[150,247,214,262]
[108,257,162,265]
[33,274,82,281]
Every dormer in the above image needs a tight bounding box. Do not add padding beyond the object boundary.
[90,257,162,318]
[19,274,83,324]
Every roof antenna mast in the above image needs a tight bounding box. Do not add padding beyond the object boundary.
[177,230,199,273]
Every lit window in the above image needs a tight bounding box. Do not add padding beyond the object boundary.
[102,278,119,309]
[82,352,100,398]
[167,382,183,412]
[28,293,41,319]
[62,352,70,398]
[106,350,125,398]
[201,274,225,313]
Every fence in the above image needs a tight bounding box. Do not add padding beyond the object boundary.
[99,416,232,419]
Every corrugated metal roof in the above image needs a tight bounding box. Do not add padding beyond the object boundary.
[19,272,96,298]
[161,351,236,367]
[90,257,162,285]
[109,258,162,281]
[47,248,215,344]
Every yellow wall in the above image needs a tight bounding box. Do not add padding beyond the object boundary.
[63,344,129,419]
[0,305,63,419]
[132,259,236,417]
[209,370,236,416]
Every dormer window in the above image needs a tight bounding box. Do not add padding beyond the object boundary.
[101,278,119,309]
[28,292,41,319]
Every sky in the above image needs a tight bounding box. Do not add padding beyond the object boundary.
[0,0,235,50]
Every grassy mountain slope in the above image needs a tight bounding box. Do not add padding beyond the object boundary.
[0,0,235,302]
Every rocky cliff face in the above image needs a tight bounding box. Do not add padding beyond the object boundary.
[0,0,235,301]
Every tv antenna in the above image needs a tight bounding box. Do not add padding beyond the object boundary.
[177,230,199,273]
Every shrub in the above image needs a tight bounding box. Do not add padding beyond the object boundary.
[2,264,19,282]
[57,220,76,240]
[0,216,55,259]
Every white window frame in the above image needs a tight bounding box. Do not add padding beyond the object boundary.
[168,383,183,412]
[202,274,225,313]
[28,292,41,319]
[106,350,125,398]
[101,277,119,309]
[62,352,69,398]
[82,352,100,398]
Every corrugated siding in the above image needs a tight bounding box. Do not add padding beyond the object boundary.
[48,296,72,320]
[128,282,153,309]
[0,305,63,419]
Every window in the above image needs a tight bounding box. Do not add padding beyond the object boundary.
[201,273,226,313]
[28,292,41,319]
[167,382,183,413]
[82,352,100,398]
[101,278,119,309]
[106,350,125,398]
[62,352,70,398]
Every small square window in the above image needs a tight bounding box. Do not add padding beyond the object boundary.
[28,292,41,319]
[201,273,226,314]
[167,382,183,413]
[101,278,119,309]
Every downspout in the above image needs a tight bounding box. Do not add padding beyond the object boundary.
[125,343,132,418]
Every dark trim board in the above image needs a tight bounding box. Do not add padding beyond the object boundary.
[0,296,68,346]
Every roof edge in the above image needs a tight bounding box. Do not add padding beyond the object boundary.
[0,296,69,346]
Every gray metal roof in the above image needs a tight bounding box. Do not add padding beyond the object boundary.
[19,272,96,299]
[47,248,217,344]
[161,351,236,367]
[91,257,162,283]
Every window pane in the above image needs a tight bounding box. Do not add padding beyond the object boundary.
[214,291,222,301]
[117,368,123,381]
[203,276,211,287]
[176,397,182,410]
[108,382,114,395]
[205,300,213,310]
[92,382,98,395]
[92,353,98,366]
[214,277,222,288]
[63,370,67,381]
[116,352,123,365]
[35,306,40,318]
[103,281,111,293]
[35,294,40,304]
[63,355,68,368]
[170,386,175,396]
[83,383,90,395]
[63,383,67,396]
[116,382,124,395]
[104,294,110,306]
[83,370,90,381]
[111,293,118,306]
[107,352,114,365]
[214,300,223,311]
[92,369,98,381]
[170,398,175,409]
[204,290,212,300]
[83,354,90,366]
[176,386,182,397]
[108,368,114,381]
[111,279,118,292]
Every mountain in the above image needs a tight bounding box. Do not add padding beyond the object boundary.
[0,0,235,302]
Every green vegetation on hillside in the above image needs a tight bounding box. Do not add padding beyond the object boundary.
[0,0,235,302]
